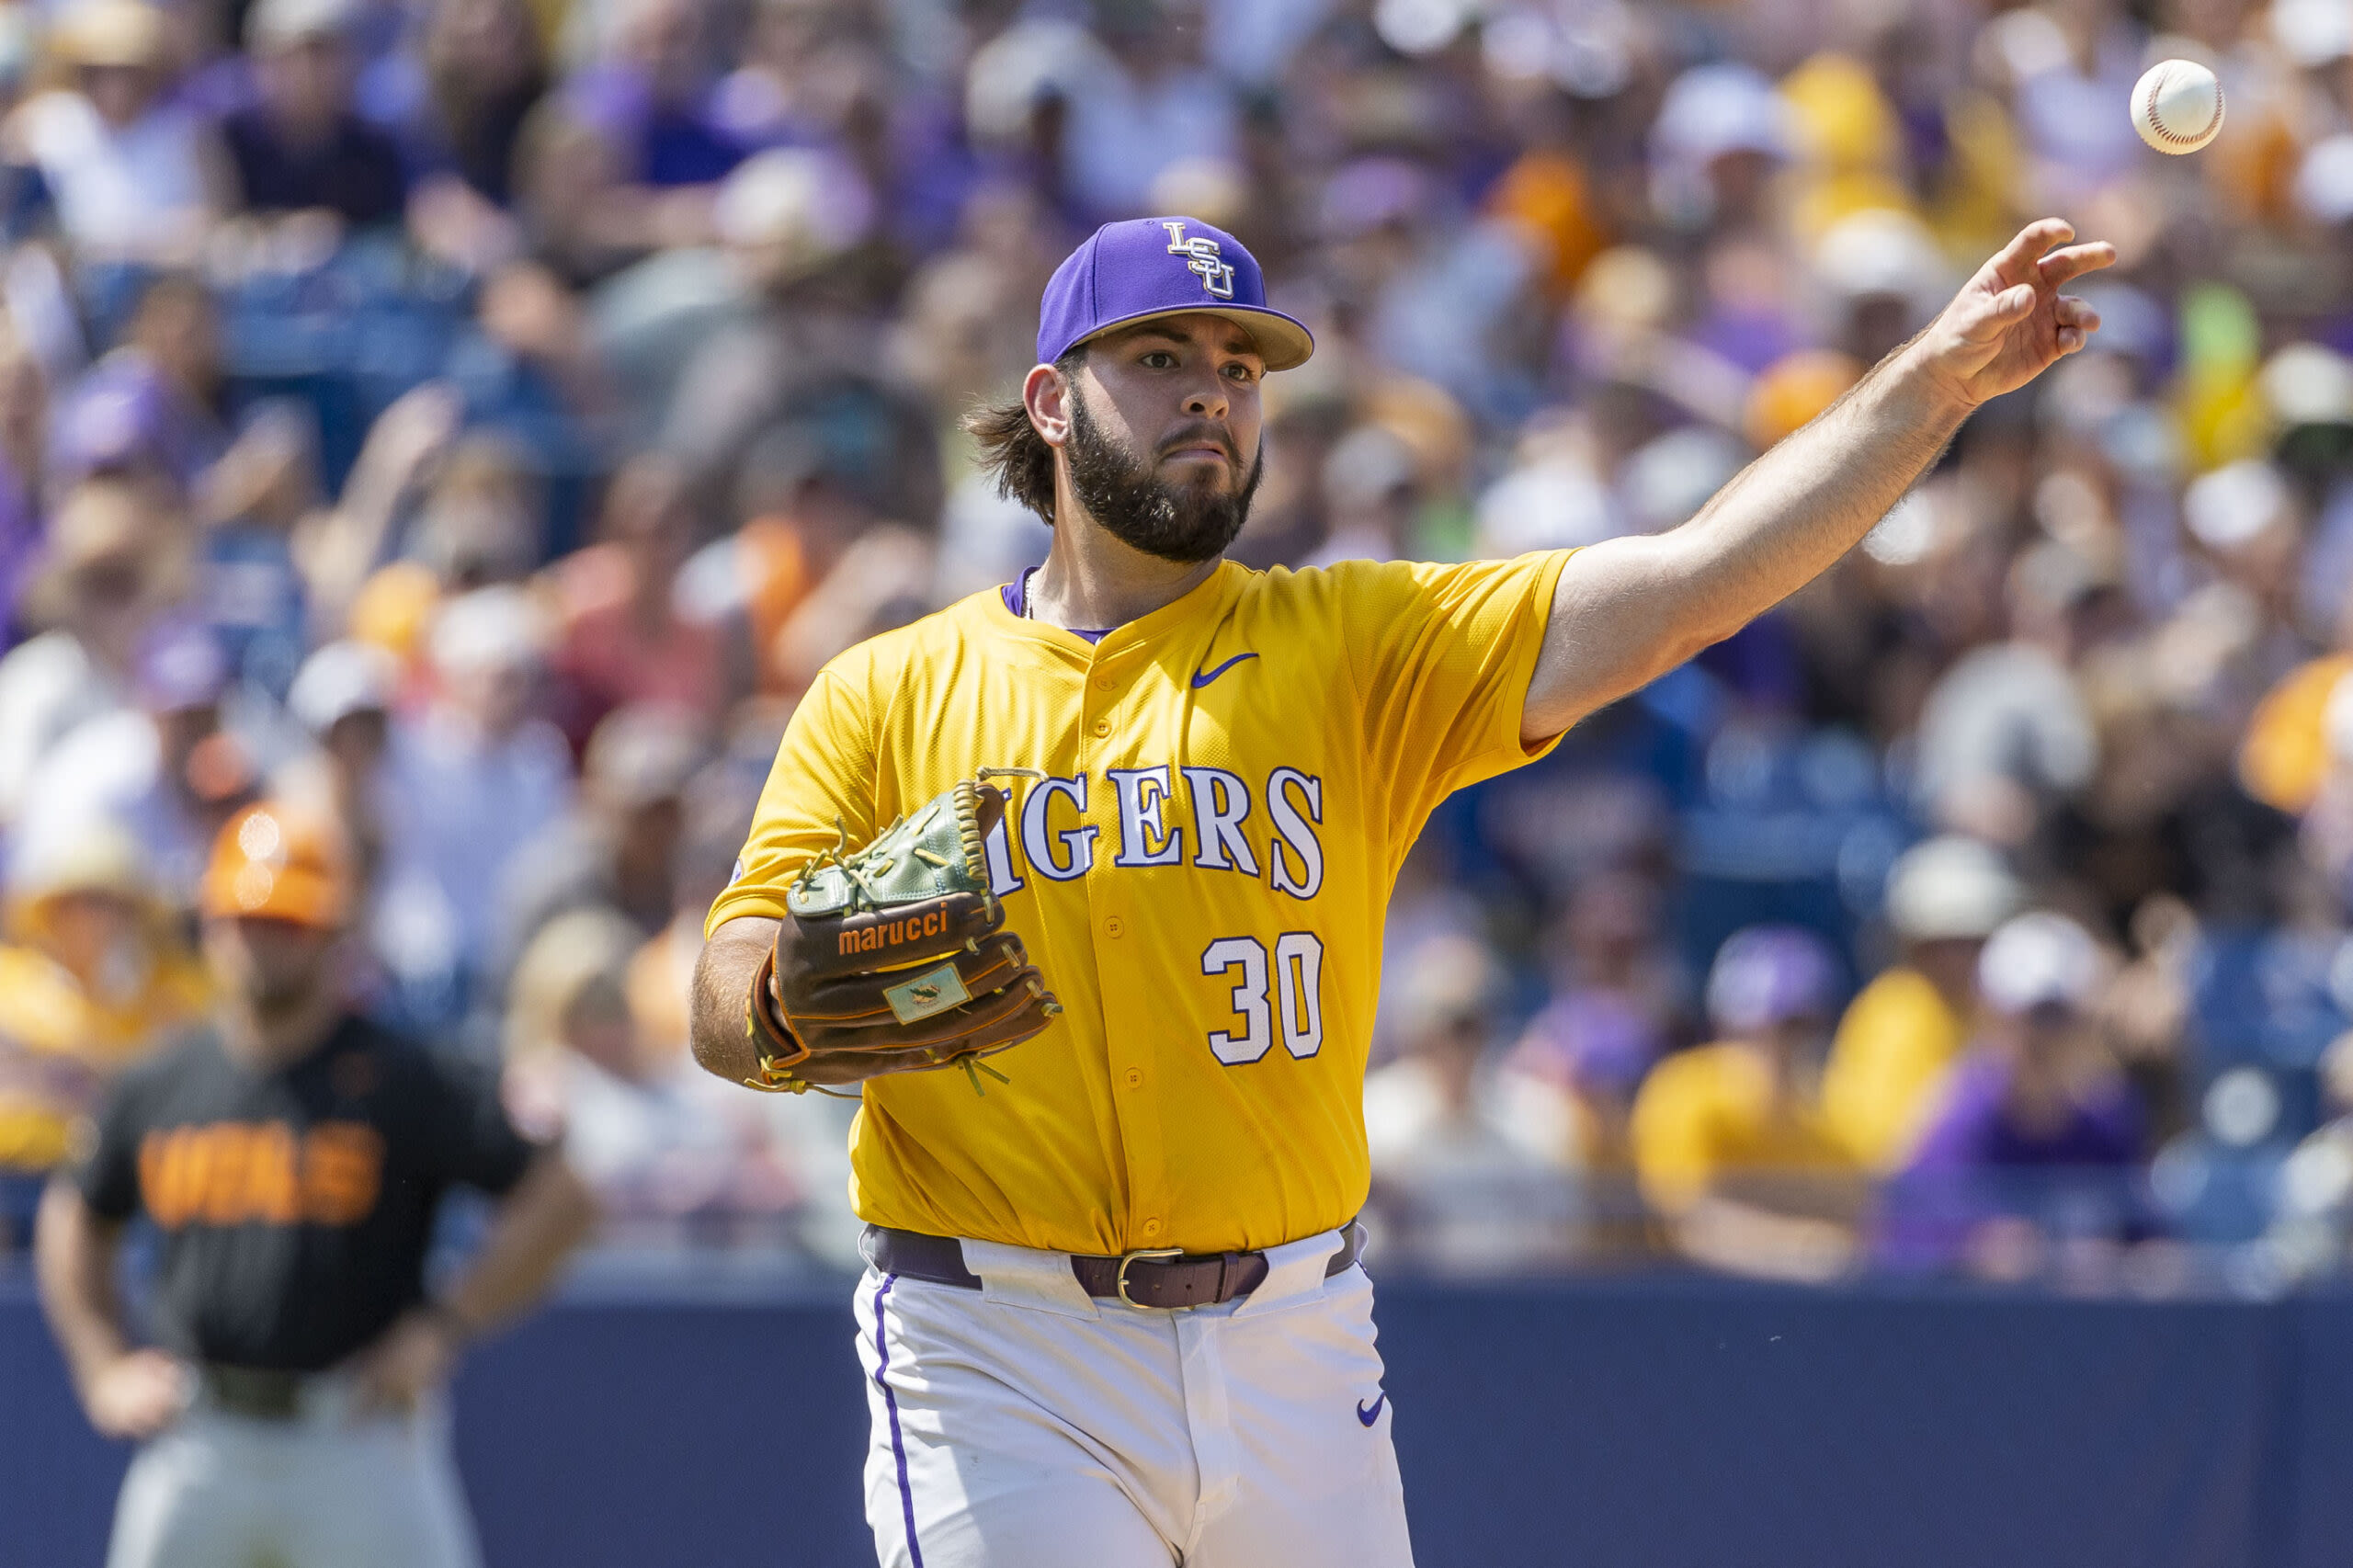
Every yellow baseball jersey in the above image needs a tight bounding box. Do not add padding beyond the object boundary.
[708,551,1571,1256]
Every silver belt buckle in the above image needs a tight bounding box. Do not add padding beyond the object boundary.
[1114,1247,1186,1308]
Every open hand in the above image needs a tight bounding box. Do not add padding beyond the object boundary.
[1912,219,2117,409]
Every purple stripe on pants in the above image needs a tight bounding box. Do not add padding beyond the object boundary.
[871,1274,924,1568]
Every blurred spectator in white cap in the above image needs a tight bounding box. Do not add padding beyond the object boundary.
[1912,540,2109,846]
[14,0,227,264]
[1822,837,2025,1171]
[0,479,181,823]
[502,904,793,1227]
[1648,62,1790,233]
[2268,1029,2353,1278]
[14,617,253,908]
[0,816,208,1249]
[588,142,870,441]
[222,0,407,230]
[1811,208,1952,365]
[376,583,573,1021]
[1362,934,1581,1274]
[2295,135,2353,230]
[1631,926,1863,1282]
[495,699,702,994]
[1881,912,2144,1278]
[274,636,400,901]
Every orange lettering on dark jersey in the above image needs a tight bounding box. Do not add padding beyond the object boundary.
[137,1121,385,1230]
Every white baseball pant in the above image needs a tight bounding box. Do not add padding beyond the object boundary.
[105,1375,482,1568]
[852,1224,1415,1568]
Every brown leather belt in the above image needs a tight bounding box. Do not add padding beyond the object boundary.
[863,1221,1366,1311]
[199,1364,308,1420]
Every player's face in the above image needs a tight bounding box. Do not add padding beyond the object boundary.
[1062,316,1266,563]
[205,915,340,1017]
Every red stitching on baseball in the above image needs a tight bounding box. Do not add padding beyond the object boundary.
[2145,69,2221,147]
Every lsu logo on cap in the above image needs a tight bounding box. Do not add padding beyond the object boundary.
[1161,221,1236,301]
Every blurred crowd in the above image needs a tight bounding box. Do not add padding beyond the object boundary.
[0,0,2347,1290]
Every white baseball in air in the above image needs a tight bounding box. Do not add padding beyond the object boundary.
[2131,59,2225,154]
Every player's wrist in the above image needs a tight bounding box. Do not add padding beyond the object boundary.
[1881,335,1981,424]
[417,1297,476,1350]
[743,948,814,1092]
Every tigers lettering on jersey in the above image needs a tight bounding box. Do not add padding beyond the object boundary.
[708,552,1574,1255]
[992,764,1323,892]
[137,1120,385,1229]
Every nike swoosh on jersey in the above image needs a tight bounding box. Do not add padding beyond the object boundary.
[1190,652,1260,688]
[1357,1392,1388,1426]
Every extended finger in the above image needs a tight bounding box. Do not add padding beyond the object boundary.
[1957,282,2039,342]
[1990,218,2075,281]
[2036,240,2118,288]
[2052,296,2101,331]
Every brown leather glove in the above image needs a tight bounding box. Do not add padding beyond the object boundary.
[744,777,1060,1094]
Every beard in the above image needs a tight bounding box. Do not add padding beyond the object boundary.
[1064,390,1262,564]
[244,964,326,1022]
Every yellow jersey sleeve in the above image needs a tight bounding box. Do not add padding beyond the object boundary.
[703,663,882,935]
[1331,551,1573,846]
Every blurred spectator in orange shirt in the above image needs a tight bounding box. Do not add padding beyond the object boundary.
[547,453,727,752]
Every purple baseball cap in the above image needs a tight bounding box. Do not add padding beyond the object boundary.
[1036,216,1313,371]
[1705,925,1842,1036]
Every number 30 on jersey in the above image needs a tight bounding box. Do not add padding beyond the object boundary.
[1199,934,1324,1065]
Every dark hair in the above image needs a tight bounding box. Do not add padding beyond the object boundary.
[963,352,1081,524]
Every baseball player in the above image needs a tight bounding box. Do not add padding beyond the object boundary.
[35,801,597,1568]
[689,213,2112,1566]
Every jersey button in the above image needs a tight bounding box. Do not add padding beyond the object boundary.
[1093,673,1114,690]
[1092,718,1111,737]
[1104,915,1125,938]
[1141,1218,1163,1238]
[1124,1067,1142,1088]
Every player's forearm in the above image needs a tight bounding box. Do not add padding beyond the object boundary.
[690,917,779,1085]
[32,1181,134,1393]
[1658,340,1968,641]
[439,1153,597,1336]
[1523,341,1970,736]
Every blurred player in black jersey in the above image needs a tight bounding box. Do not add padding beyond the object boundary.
[35,801,598,1568]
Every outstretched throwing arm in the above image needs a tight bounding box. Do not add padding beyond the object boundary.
[1519,218,2116,744]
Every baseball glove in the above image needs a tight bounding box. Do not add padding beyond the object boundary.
[743,772,1060,1096]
